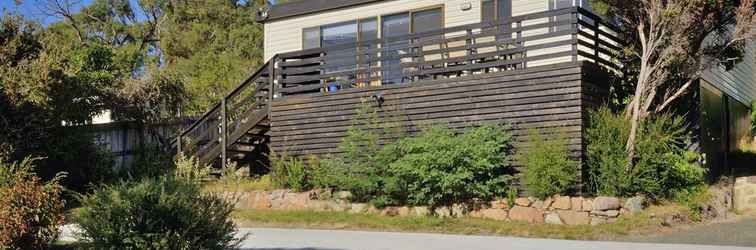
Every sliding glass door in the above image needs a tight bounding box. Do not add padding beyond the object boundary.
[381,8,442,85]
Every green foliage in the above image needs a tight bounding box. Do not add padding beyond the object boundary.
[585,107,632,196]
[519,129,579,199]
[270,152,309,192]
[506,187,518,208]
[173,153,211,183]
[0,157,66,250]
[388,124,514,208]
[75,176,243,250]
[586,107,707,199]
[317,101,406,206]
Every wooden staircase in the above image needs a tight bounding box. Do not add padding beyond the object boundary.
[176,60,274,170]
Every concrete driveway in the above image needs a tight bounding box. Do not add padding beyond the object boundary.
[238,228,755,250]
[625,217,756,247]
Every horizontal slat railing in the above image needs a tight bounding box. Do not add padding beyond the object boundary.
[175,60,273,165]
[274,7,623,97]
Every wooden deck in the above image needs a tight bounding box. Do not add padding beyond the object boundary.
[270,61,611,161]
[175,7,622,171]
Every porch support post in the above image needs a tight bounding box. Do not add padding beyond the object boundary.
[221,97,228,167]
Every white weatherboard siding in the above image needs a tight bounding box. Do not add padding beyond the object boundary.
[265,0,596,64]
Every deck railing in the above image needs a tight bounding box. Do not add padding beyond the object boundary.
[273,7,623,97]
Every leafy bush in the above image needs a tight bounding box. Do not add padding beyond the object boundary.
[519,129,579,199]
[388,124,514,208]
[0,157,65,250]
[586,106,707,199]
[270,152,309,192]
[76,176,243,250]
[173,153,211,183]
[585,106,631,196]
[316,101,405,205]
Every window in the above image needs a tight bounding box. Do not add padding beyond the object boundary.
[321,21,358,48]
[481,0,512,22]
[411,8,443,34]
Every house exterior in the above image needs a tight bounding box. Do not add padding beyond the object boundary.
[175,0,754,186]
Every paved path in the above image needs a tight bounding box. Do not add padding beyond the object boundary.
[238,228,755,250]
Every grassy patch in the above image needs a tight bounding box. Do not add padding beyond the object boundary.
[233,205,687,240]
[202,175,275,193]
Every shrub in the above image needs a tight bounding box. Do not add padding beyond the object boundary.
[173,153,211,183]
[585,106,631,196]
[316,101,404,205]
[388,124,514,208]
[270,152,309,192]
[519,128,579,199]
[0,157,65,250]
[75,176,243,250]
[586,106,707,199]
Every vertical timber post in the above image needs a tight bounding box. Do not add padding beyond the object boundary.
[594,17,600,64]
[571,11,578,63]
[221,97,228,168]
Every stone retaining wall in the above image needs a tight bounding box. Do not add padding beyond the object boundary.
[735,176,756,213]
[226,189,645,226]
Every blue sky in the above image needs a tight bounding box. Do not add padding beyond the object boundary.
[2,0,95,25]
[2,0,277,25]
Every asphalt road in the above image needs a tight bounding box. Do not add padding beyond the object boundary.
[624,217,756,247]
[238,228,755,250]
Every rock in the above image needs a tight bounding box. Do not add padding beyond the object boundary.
[552,196,571,210]
[451,204,467,216]
[590,217,608,226]
[592,197,621,211]
[581,199,594,212]
[366,205,381,214]
[624,196,644,214]
[414,206,430,217]
[532,200,544,210]
[381,207,400,217]
[544,213,563,225]
[398,206,411,217]
[515,198,532,207]
[479,209,508,221]
[335,191,353,201]
[490,200,506,209]
[542,197,554,210]
[509,206,544,224]
[308,200,330,211]
[591,209,620,217]
[571,197,583,211]
[434,207,452,218]
[557,210,591,225]
[350,203,368,214]
[328,201,349,212]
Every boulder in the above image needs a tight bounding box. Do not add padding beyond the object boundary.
[623,196,644,214]
[592,197,621,211]
[349,203,368,214]
[414,206,430,217]
[542,197,554,210]
[509,206,544,224]
[479,209,508,221]
[571,197,583,211]
[532,200,544,210]
[544,213,563,225]
[556,210,591,225]
[590,217,608,226]
[434,207,452,218]
[515,198,532,207]
[581,199,594,212]
[398,206,412,217]
[335,191,353,201]
[591,209,620,217]
[552,196,571,210]
[381,207,400,217]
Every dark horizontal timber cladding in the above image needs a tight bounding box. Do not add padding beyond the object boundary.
[269,62,609,162]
